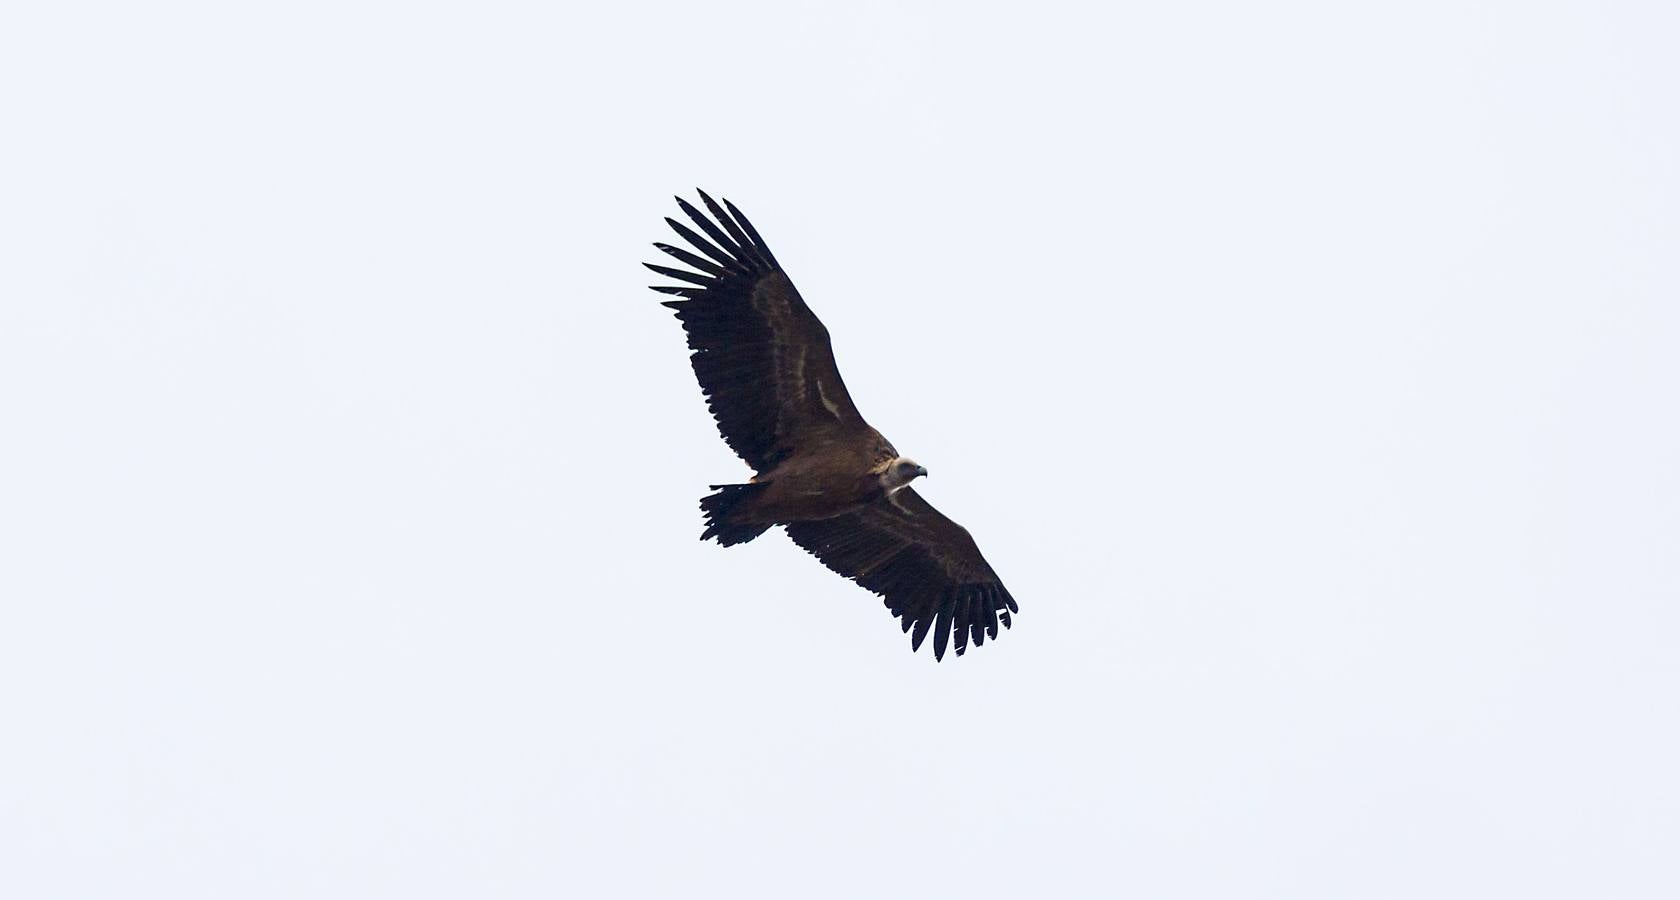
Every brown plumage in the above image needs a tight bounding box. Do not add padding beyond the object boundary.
[646,191,1017,660]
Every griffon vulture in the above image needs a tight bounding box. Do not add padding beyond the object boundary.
[645,191,1018,660]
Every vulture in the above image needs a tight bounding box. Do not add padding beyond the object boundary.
[644,191,1018,660]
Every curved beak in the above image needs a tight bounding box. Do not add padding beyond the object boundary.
[915,466,929,478]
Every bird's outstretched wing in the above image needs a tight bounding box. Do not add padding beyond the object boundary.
[785,488,1017,661]
[646,191,871,473]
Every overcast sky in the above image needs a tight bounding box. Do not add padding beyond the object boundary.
[3,2,1677,897]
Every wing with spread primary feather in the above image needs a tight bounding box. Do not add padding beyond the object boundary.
[785,487,1017,660]
[646,192,872,472]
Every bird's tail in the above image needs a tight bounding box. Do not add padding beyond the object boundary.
[699,483,771,546]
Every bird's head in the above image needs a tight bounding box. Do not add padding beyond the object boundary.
[881,456,929,492]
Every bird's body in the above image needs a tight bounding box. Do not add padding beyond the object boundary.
[744,449,892,522]
[646,192,1017,660]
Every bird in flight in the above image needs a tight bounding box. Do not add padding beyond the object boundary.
[645,191,1018,660]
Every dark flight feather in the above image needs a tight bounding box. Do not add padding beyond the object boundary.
[653,241,728,276]
[722,199,779,268]
[642,263,712,286]
[662,218,740,271]
[675,197,750,263]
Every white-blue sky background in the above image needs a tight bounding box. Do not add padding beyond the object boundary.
[3,2,1676,897]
